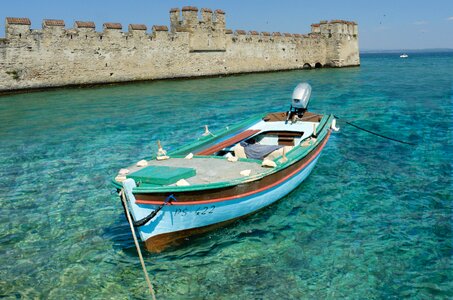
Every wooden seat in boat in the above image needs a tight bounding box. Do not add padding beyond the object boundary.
[263,111,322,122]
[196,130,260,155]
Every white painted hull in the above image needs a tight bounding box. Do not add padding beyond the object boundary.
[123,154,321,243]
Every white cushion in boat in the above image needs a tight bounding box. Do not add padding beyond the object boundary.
[118,168,130,175]
[115,175,127,182]
[264,146,293,161]
[262,159,277,168]
[176,179,190,186]
[240,169,251,176]
[136,160,148,167]
[233,144,247,159]
[227,156,239,162]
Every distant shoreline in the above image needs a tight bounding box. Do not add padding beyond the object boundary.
[361,48,453,54]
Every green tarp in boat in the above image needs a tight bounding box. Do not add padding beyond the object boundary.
[127,165,196,185]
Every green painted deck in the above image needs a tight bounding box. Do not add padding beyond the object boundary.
[127,165,196,185]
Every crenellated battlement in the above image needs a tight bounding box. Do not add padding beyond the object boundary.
[310,19,358,37]
[4,17,167,39]
[75,21,95,29]
[169,6,225,33]
[0,7,359,92]
[3,10,357,45]
[3,7,230,45]
[42,19,65,28]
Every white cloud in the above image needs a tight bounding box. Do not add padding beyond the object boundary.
[413,20,428,25]
[447,16,453,21]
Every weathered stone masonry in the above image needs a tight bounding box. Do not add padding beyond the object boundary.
[0,7,359,92]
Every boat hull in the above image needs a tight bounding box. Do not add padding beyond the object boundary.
[144,156,320,252]
[122,131,330,252]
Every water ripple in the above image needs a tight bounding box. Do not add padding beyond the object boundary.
[0,52,452,299]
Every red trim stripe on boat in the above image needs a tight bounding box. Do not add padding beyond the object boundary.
[196,129,260,155]
[135,131,331,205]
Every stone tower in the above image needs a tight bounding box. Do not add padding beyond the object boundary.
[311,20,360,67]
[169,6,227,51]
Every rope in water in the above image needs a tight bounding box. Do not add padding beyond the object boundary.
[120,190,157,300]
[334,115,416,146]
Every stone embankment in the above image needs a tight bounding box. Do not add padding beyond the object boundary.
[0,7,359,92]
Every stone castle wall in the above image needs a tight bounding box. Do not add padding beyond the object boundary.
[0,7,359,92]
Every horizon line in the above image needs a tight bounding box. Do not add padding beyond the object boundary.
[361,48,453,52]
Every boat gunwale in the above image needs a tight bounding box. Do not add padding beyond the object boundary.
[135,129,331,205]
[171,113,267,156]
[112,113,333,193]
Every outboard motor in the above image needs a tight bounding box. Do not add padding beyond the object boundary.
[285,82,312,124]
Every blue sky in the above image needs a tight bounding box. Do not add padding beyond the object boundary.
[1,0,452,50]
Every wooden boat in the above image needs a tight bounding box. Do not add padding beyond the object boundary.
[113,83,338,252]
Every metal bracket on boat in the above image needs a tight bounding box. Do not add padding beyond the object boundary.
[131,194,177,227]
[202,125,215,137]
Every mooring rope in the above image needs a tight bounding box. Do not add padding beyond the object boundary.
[132,194,176,227]
[120,189,157,300]
[334,115,416,146]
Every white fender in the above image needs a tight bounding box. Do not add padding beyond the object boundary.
[331,119,340,132]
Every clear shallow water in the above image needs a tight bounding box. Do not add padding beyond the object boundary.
[0,52,452,299]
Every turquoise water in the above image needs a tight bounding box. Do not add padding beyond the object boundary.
[0,52,452,299]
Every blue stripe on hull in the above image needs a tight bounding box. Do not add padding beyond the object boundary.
[130,154,321,242]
